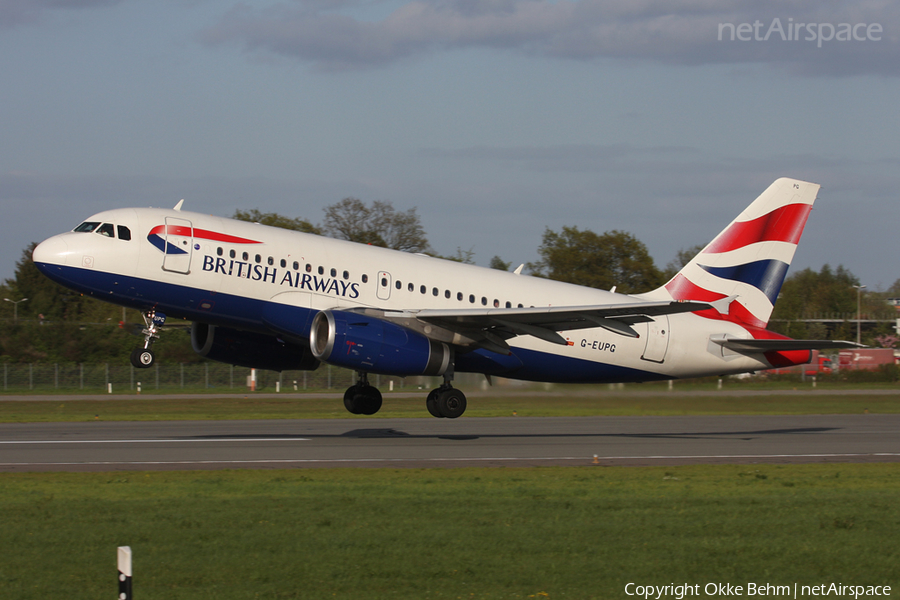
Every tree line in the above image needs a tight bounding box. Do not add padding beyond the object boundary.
[2,198,898,364]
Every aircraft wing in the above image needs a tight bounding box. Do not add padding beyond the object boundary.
[390,300,713,353]
[711,336,863,352]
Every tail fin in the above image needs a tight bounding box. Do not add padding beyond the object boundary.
[652,177,819,328]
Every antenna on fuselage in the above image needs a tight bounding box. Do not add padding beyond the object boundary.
[173,199,185,211]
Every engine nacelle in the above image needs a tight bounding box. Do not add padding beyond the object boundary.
[191,323,319,372]
[309,310,450,376]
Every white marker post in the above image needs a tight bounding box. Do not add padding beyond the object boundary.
[117,546,132,599]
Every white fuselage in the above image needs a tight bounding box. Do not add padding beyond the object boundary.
[33,205,776,383]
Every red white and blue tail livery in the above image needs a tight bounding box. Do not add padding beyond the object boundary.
[32,178,856,418]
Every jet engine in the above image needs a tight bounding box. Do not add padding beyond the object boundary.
[309,310,450,376]
[191,323,319,372]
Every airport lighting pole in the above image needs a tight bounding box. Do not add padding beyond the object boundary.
[853,284,866,347]
[3,297,27,323]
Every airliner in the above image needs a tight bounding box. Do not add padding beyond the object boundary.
[32,177,854,418]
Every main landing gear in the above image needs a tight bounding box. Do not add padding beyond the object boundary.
[343,372,383,416]
[342,371,467,418]
[130,310,164,369]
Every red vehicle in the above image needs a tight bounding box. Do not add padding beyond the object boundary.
[838,349,897,371]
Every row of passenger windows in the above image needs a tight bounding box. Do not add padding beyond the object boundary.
[74,222,132,241]
[385,278,524,308]
[216,247,353,280]
[215,246,526,308]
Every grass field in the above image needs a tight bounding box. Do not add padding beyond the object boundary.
[1,385,899,422]
[1,464,898,599]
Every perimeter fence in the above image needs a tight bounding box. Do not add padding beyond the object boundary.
[0,362,483,394]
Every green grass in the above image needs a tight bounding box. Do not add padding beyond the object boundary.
[0,388,898,422]
[1,465,898,599]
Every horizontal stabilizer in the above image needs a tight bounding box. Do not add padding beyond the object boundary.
[711,336,862,353]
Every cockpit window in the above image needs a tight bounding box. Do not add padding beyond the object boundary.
[96,223,115,238]
[74,222,100,233]
[117,225,132,241]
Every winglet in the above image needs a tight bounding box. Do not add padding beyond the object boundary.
[174,199,185,211]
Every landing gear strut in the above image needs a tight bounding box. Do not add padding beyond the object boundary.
[130,310,164,369]
[343,372,383,415]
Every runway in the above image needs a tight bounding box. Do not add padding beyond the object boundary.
[2,414,899,472]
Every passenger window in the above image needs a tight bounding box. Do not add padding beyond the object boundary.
[432,287,438,296]
[362,274,369,283]
[469,294,475,304]
[343,271,349,280]
[293,261,299,271]
[481,297,487,306]
[395,281,402,290]
[444,290,451,299]
[457,292,463,301]
[408,283,414,292]
[318,266,324,275]
[242,252,249,261]
[505,301,512,308]
[117,226,132,241]
[216,247,223,256]
[96,223,115,238]
[420,285,426,294]
[280,259,286,268]
[230,250,236,259]
[330,268,337,277]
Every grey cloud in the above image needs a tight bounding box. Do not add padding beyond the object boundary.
[200,0,900,75]
[0,0,122,30]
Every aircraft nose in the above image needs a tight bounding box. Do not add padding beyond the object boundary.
[32,236,69,268]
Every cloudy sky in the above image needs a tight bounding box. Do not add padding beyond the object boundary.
[2,0,899,291]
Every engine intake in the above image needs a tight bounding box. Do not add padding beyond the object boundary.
[310,310,450,376]
[191,323,319,372]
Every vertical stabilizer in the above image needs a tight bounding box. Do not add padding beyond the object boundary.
[650,177,819,328]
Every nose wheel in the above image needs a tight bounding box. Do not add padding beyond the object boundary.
[130,348,156,369]
[130,310,165,369]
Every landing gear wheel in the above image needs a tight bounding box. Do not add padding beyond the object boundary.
[130,348,155,369]
[343,384,383,416]
[437,387,467,419]
[343,385,363,414]
[426,389,443,418]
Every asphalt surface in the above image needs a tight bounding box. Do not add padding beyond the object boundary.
[1,414,898,472]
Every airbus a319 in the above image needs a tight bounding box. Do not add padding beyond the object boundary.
[32,178,854,418]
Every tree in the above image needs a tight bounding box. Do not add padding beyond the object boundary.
[766,264,896,341]
[489,256,511,271]
[232,209,321,235]
[528,227,663,293]
[662,244,705,281]
[322,198,430,253]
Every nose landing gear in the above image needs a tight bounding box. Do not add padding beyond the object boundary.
[130,311,165,369]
